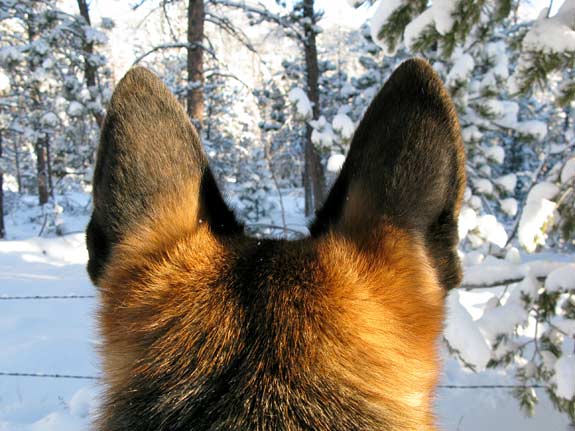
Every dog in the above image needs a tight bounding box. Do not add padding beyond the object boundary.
[86,58,465,430]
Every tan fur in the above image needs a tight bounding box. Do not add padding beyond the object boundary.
[97,186,444,430]
[88,59,466,430]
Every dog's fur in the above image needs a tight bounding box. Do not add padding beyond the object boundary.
[87,58,465,430]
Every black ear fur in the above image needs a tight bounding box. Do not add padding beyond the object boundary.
[86,67,241,283]
[310,58,466,290]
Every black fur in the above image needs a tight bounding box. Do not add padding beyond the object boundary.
[310,58,465,289]
[86,67,242,282]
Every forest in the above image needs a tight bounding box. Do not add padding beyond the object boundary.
[0,0,574,429]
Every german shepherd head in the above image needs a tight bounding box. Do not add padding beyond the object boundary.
[87,58,465,430]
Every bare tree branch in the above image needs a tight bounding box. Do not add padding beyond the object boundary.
[132,42,217,65]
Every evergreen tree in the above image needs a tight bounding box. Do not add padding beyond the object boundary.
[0,0,111,234]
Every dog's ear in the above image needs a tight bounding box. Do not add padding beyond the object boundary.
[310,58,466,290]
[86,67,241,283]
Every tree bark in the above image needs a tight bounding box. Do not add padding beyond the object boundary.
[12,137,21,193]
[187,0,205,130]
[27,10,50,205]
[77,0,104,128]
[302,0,325,216]
[36,134,50,205]
[0,130,5,238]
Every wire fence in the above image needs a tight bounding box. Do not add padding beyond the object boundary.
[0,371,548,390]
[0,291,550,390]
[0,372,98,380]
[0,295,95,300]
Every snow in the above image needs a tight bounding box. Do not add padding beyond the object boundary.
[476,214,508,248]
[480,74,497,92]
[404,0,458,50]
[486,41,509,79]
[464,250,484,266]
[41,112,59,128]
[0,46,23,65]
[309,116,336,148]
[67,101,84,117]
[477,299,527,345]
[545,264,575,292]
[522,0,575,54]
[485,99,505,117]
[461,255,571,288]
[495,174,517,193]
[332,113,355,139]
[516,120,548,140]
[495,101,519,128]
[554,355,575,400]
[501,198,518,217]
[69,387,96,418]
[473,178,494,195]
[487,101,547,140]
[445,290,492,371]
[288,87,313,119]
[458,206,477,240]
[462,125,483,141]
[327,153,346,173]
[469,195,482,210]
[524,259,568,278]
[518,182,560,252]
[100,17,115,30]
[462,258,526,287]
[0,233,97,431]
[404,9,434,51]
[84,27,108,45]
[553,319,575,337]
[446,50,475,86]
[484,145,505,164]
[528,182,561,203]
[431,0,458,34]
[561,158,575,184]
[369,0,403,53]
[550,143,568,154]
[0,70,10,95]
[505,247,522,264]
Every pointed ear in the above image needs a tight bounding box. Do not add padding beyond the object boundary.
[86,67,241,283]
[310,58,466,290]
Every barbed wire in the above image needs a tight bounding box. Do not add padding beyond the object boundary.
[0,372,98,380]
[0,295,95,300]
[0,371,548,390]
[437,384,546,389]
[0,286,554,391]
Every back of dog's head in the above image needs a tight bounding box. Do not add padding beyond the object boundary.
[87,59,465,431]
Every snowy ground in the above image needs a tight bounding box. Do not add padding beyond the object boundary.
[0,197,572,430]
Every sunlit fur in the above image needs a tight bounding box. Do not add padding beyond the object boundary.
[87,58,466,430]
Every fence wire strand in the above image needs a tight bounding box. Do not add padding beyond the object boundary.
[0,295,95,300]
[0,293,549,390]
[0,371,548,389]
[0,372,98,380]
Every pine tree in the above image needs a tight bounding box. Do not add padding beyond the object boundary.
[0,0,111,235]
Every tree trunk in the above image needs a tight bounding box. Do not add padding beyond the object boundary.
[13,137,22,193]
[0,130,5,238]
[77,0,104,128]
[36,134,49,205]
[302,0,325,216]
[187,0,205,130]
[46,133,54,199]
[27,10,50,206]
